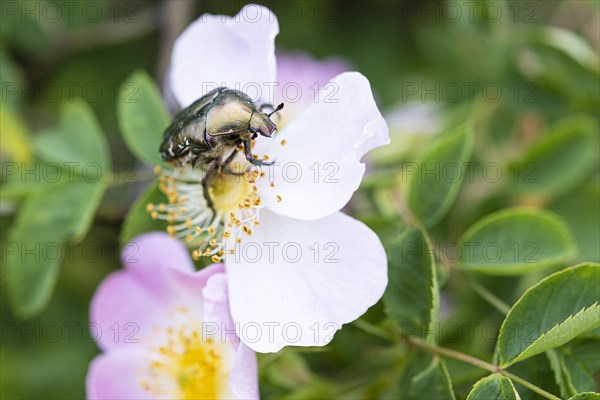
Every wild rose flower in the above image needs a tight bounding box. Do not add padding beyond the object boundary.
[149,4,389,353]
[86,232,257,399]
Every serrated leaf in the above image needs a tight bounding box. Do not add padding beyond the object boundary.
[383,227,439,342]
[510,116,598,197]
[467,374,520,400]
[406,124,474,227]
[33,100,110,172]
[4,180,106,318]
[569,394,600,400]
[457,208,577,275]
[118,70,170,165]
[119,181,167,249]
[497,263,600,367]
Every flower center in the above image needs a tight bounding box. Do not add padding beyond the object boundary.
[147,164,265,261]
[141,308,232,399]
[209,172,253,214]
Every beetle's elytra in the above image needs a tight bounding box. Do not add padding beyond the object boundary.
[159,87,283,209]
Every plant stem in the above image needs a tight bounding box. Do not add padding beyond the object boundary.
[466,276,511,315]
[501,370,561,400]
[352,319,395,341]
[404,336,560,400]
[405,335,497,372]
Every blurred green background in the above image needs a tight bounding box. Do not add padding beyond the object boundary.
[1,0,598,398]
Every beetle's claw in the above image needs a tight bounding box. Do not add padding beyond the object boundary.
[248,157,275,167]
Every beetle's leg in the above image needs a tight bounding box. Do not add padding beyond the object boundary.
[189,147,202,168]
[220,149,238,168]
[249,127,258,140]
[201,159,219,212]
[220,149,245,176]
[242,138,275,166]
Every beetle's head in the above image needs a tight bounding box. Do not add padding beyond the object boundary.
[249,103,284,138]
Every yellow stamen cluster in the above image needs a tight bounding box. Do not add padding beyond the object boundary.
[140,307,228,399]
[147,166,265,260]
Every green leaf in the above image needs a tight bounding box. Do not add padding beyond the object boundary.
[406,124,474,227]
[408,357,456,400]
[510,116,598,197]
[550,183,600,262]
[0,50,23,108]
[497,263,600,367]
[394,353,456,400]
[33,100,111,172]
[506,353,560,400]
[0,106,33,164]
[383,227,439,342]
[569,394,600,400]
[547,350,572,399]
[4,180,106,318]
[118,70,170,165]
[119,181,167,248]
[547,340,600,398]
[467,374,520,400]
[563,340,600,392]
[457,208,577,275]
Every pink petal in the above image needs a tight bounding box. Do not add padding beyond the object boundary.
[86,350,152,400]
[275,51,351,117]
[122,232,195,292]
[92,232,223,351]
[170,4,278,107]
[230,343,259,399]
[166,263,225,321]
[90,271,170,351]
[202,272,236,340]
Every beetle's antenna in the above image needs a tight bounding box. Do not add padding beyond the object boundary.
[267,103,284,117]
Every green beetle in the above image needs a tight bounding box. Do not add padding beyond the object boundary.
[159,87,283,207]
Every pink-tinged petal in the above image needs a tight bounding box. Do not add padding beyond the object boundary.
[90,271,170,351]
[258,72,389,221]
[202,272,236,338]
[275,51,351,117]
[166,263,225,321]
[122,231,194,275]
[229,343,259,400]
[170,4,278,107]
[87,350,152,400]
[92,257,223,351]
[225,210,387,352]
